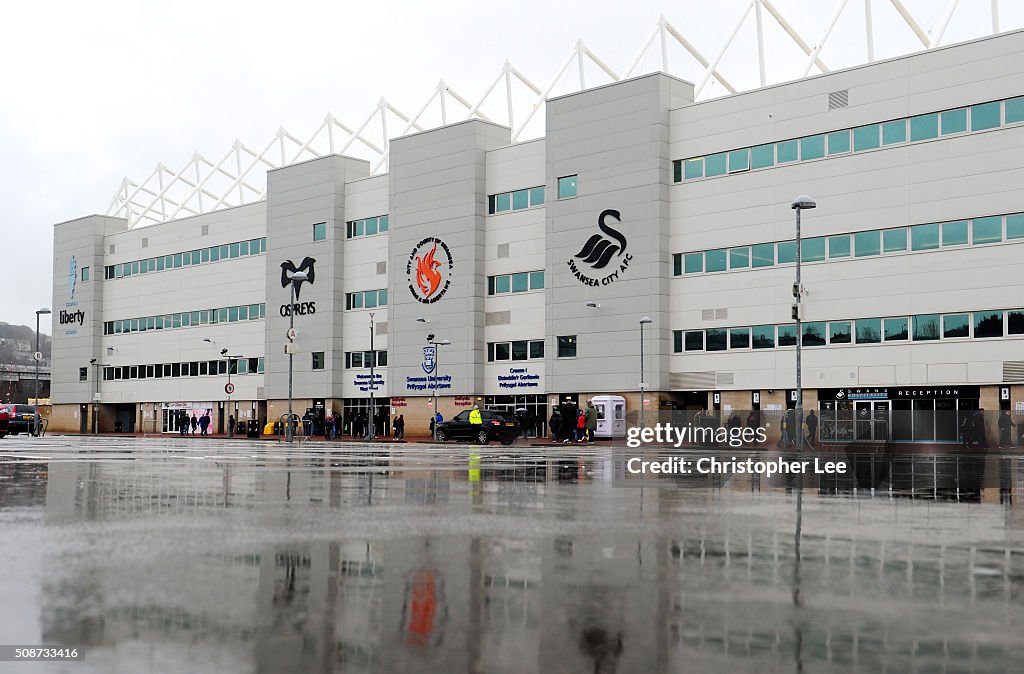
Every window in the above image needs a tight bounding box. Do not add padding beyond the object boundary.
[910,113,939,141]
[856,319,881,344]
[800,134,825,160]
[511,272,529,293]
[557,335,577,358]
[365,217,379,235]
[529,271,544,289]
[854,230,880,257]
[728,149,749,172]
[827,130,850,155]
[943,314,969,338]
[941,220,968,246]
[312,352,325,370]
[913,314,939,341]
[705,153,727,176]
[557,175,578,198]
[510,341,528,361]
[802,322,826,346]
[705,249,727,273]
[489,187,545,213]
[777,325,797,347]
[672,331,683,353]
[512,190,528,209]
[729,328,750,349]
[971,101,1001,131]
[829,321,851,344]
[706,328,727,351]
[1007,96,1024,124]
[729,247,749,269]
[684,253,703,274]
[972,216,1002,244]
[81,267,90,282]
[853,124,880,151]
[940,108,967,135]
[776,140,798,164]
[488,271,543,294]
[684,331,704,351]
[683,158,704,179]
[881,120,907,145]
[529,340,544,359]
[973,311,1003,338]
[751,243,774,268]
[776,241,796,264]
[911,223,940,251]
[1008,213,1024,240]
[751,144,774,169]
[672,254,682,276]
[883,317,908,341]
[529,187,545,206]
[79,367,88,382]
[828,235,850,258]
[347,215,389,238]
[882,228,907,253]
[752,325,774,349]
[1008,310,1024,335]
[802,237,825,263]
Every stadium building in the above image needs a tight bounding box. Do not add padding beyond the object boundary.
[51,29,1024,441]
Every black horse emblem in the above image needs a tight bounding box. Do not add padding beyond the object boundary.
[280,257,316,299]
[574,210,626,270]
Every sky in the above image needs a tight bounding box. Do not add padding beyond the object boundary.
[1,0,1019,334]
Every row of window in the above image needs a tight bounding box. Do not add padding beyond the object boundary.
[102,357,265,381]
[487,340,545,362]
[487,271,545,295]
[345,289,388,310]
[674,309,1024,352]
[344,350,387,369]
[674,96,1024,182]
[345,215,389,239]
[674,212,1024,275]
[103,304,266,335]
[104,238,267,280]
[488,186,545,215]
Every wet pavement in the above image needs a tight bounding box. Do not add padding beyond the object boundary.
[1,435,1023,673]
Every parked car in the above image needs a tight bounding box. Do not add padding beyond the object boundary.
[0,404,10,438]
[435,409,519,445]
[7,404,40,436]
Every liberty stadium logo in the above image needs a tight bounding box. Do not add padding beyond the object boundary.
[68,256,78,300]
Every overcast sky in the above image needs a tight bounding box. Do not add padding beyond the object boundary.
[2,0,1018,334]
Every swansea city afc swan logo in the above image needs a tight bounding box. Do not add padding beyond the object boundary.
[407,237,453,304]
[567,209,633,287]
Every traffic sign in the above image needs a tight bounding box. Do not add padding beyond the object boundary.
[33,351,42,361]
[225,382,235,395]
[286,327,297,341]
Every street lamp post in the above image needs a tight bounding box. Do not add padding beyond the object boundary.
[34,308,51,436]
[791,195,816,452]
[286,271,308,443]
[367,312,376,441]
[639,316,652,430]
[88,358,107,434]
[416,317,452,442]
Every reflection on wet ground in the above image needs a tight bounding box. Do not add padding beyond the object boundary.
[1,436,1023,673]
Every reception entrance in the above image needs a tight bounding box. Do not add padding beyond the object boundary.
[819,387,979,444]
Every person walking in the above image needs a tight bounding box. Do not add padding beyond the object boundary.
[997,410,1012,449]
[560,397,578,444]
[178,410,188,436]
[975,409,989,449]
[189,413,198,435]
[395,414,405,440]
[584,400,597,444]
[805,409,818,447]
[574,409,586,443]
[776,411,788,448]
[198,412,210,436]
[549,407,561,444]
[960,412,974,448]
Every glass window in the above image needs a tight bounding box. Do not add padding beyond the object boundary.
[827,130,850,154]
[909,113,939,141]
[971,101,1001,131]
[750,144,774,169]
[776,140,798,164]
[729,247,749,269]
[228,306,239,322]
[495,275,510,294]
[529,271,544,289]
[557,175,577,198]
[856,318,881,344]
[882,228,907,253]
[802,322,826,346]
[683,158,704,180]
[494,343,510,360]
[882,120,907,145]
[751,243,774,267]
[913,314,940,341]
[229,243,240,258]
[828,235,850,258]
[529,187,544,206]
[883,317,908,341]
[156,256,166,270]
[1006,96,1024,124]
[729,327,750,349]
[200,248,210,263]
[684,252,703,274]
[672,253,682,276]
[800,134,825,160]
[81,267,90,281]
[911,223,940,251]
[512,189,529,210]
[943,313,969,338]
[511,341,528,360]
[706,328,727,351]
[941,220,968,246]
[557,335,577,357]
[854,230,880,257]
[1008,310,1024,335]
[705,249,727,273]
[973,311,1003,338]
[829,321,851,344]
[248,304,260,320]
[940,108,967,135]
[173,253,183,268]
[684,331,704,351]
[752,325,775,349]
[365,217,378,235]
[350,292,363,309]
[237,306,248,321]
[249,239,260,255]
[1008,213,1024,240]
[353,219,365,236]
[704,153,727,177]
[512,272,529,293]
[776,241,796,264]
[495,193,511,212]
[728,148,749,172]
[802,237,825,262]
[777,325,797,347]
[312,352,325,370]
[972,216,1002,244]
[853,124,880,151]
[673,331,683,353]
[209,247,219,262]
[364,290,378,308]
[530,340,544,359]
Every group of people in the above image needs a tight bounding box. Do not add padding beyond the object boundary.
[548,398,597,444]
[176,409,211,436]
[775,408,818,448]
[965,409,1023,449]
[317,411,387,439]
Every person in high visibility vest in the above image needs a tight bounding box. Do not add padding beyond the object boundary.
[469,405,482,425]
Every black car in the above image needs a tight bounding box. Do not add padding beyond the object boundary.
[7,405,40,435]
[435,410,519,445]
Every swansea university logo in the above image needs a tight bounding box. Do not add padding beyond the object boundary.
[407,237,453,304]
[567,209,633,287]
[68,255,78,300]
[279,257,317,317]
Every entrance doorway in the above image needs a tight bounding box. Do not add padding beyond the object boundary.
[485,394,548,437]
[821,400,890,443]
[79,404,88,434]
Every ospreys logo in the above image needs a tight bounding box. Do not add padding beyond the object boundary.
[567,209,633,287]
[279,257,317,316]
[68,255,78,300]
[407,237,453,304]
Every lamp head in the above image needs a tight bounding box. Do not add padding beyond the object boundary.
[640,316,653,324]
[220,348,229,356]
[37,307,52,315]
[416,317,430,323]
[791,195,816,210]
[291,271,308,282]
[426,333,435,342]
[585,301,601,308]
[438,339,451,345]
[89,358,97,364]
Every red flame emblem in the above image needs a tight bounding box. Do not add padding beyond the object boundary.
[416,243,443,298]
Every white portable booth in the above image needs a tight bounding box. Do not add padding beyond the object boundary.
[592,395,626,438]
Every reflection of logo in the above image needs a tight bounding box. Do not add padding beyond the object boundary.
[574,209,625,269]
[280,257,316,298]
[407,238,453,304]
[422,346,436,374]
[835,390,846,399]
[401,569,447,650]
[68,256,77,300]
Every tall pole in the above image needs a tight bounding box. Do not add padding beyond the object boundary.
[432,340,440,441]
[287,281,296,443]
[795,205,803,452]
[93,362,99,434]
[640,320,645,430]
[34,312,40,437]
[367,312,376,441]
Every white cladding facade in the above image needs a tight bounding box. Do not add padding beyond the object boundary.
[51,30,1024,434]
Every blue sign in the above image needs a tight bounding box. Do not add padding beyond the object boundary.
[406,374,452,392]
[353,372,384,393]
[496,366,540,390]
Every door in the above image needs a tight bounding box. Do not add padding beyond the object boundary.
[80,404,89,434]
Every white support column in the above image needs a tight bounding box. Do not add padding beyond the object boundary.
[755,0,766,87]
[865,0,875,62]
